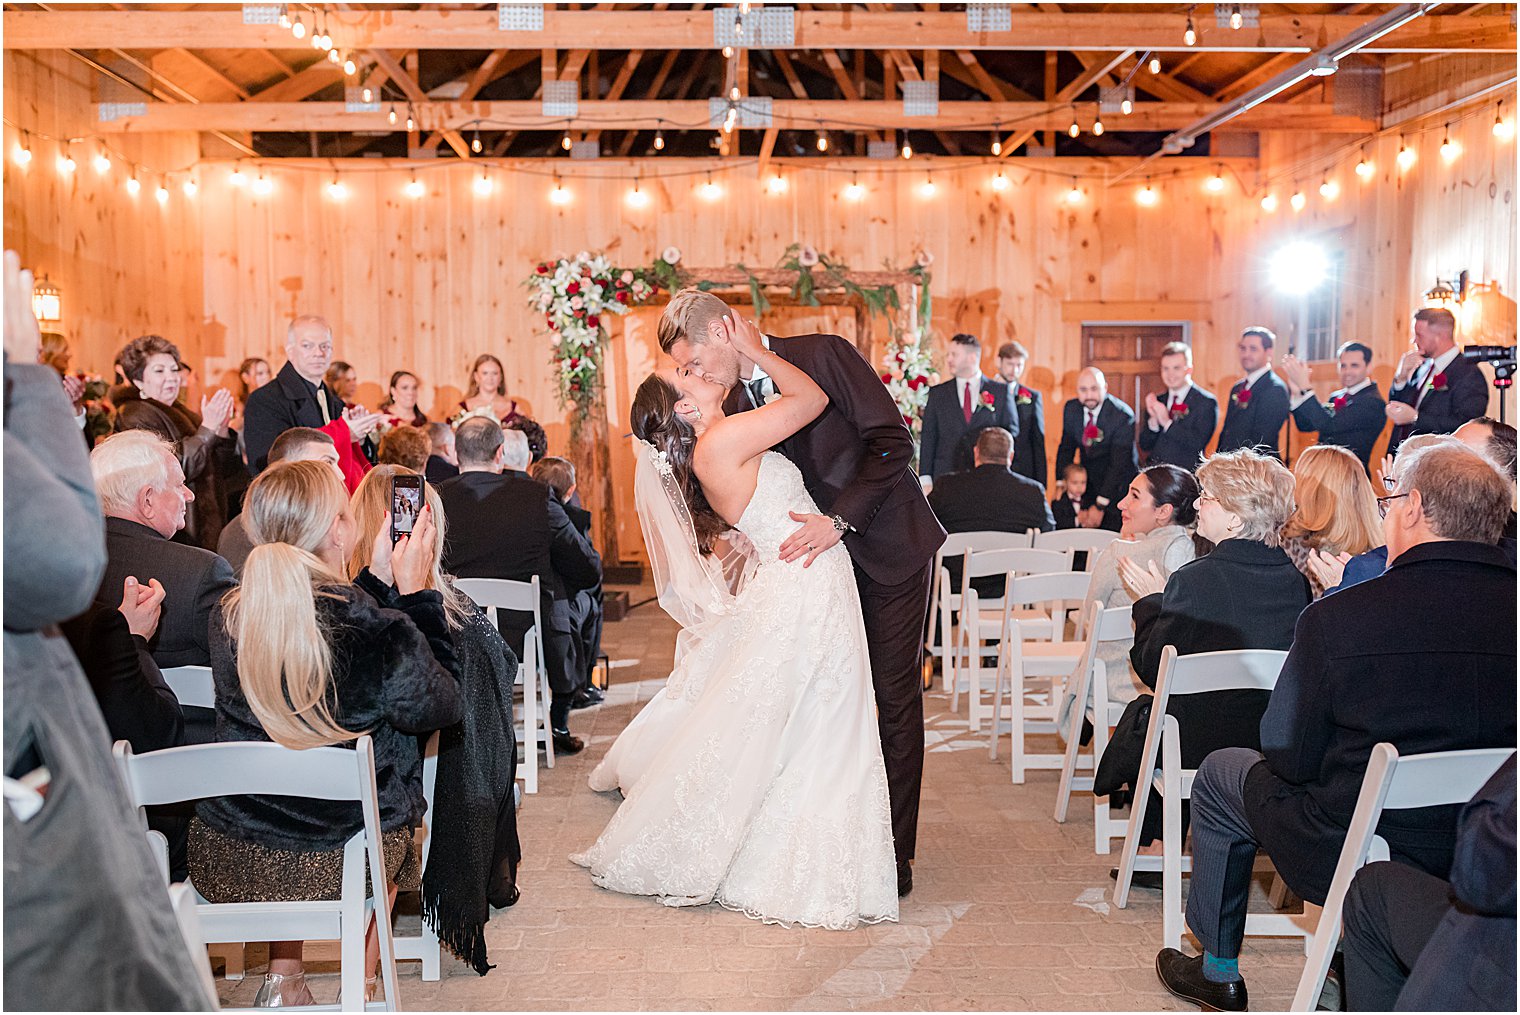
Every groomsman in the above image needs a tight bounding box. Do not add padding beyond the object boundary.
[919,333,1017,480]
[1054,367,1137,531]
[1138,341,1219,470]
[1281,342,1387,469]
[996,341,1047,487]
[1385,307,1491,453]
[1216,326,1291,458]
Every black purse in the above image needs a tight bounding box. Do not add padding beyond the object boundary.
[1091,693,1153,799]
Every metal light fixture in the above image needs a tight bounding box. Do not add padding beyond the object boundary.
[31,275,61,324]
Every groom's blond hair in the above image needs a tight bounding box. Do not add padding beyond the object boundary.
[658,288,729,354]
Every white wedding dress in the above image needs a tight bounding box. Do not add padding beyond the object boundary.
[570,452,899,929]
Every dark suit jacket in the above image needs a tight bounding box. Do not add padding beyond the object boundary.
[95,517,237,668]
[242,361,347,474]
[918,375,1018,479]
[1244,540,1516,904]
[929,464,1054,597]
[1291,382,1388,468]
[1388,352,1491,453]
[722,333,946,587]
[1138,385,1220,470]
[1054,395,1138,529]
[1009,385,1048,486]
[1217,370,1291,458]
[424,455,459,483]
[1051,494,1083,531]
[60,603,184,754]
[1130,538,1311,773]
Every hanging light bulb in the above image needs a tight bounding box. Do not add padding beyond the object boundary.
[404,175,425,199]
[700,174,722,201]
[253,172,273,196]
[1205,166,1226,192]
[626,178,650,208]
[1260,192,1278,213]
[1396,135,1416,170]
[654,128,666,151]
[326,178,348,200]
[362,86,373,103]
[1149,56,1162,74]
[1183,12,1197,46]
[93,150,112,174]
[56,144,75,175]
[901,133,913,160]
[155,182,170,205]
[1494,101,1513,140]
[1136,182,1159,206]
[561,130,573,151]
[125,173,141,195]
[919,172,936,197]
[815,131,827,152]
[327,47,341,65]
[1355,148,1373,178]
[13,132,32,165]
[844,173,865,201]
[343,55,357,76]
[1092,115,1104,137]
[471,130,482,154]
[549,178,571,205]
[991,124,1002,156]
[1319,176,1339,200]
[229,165,247,187]
[1440,124,1460,162]
[1068,118,1080,139]
[1290,187,1307,212]
[318,14,332,51]
[473,171,493,196]
[722,45,734,59]
[991,169,1010,192]
[1066,178,1083,204]
[279,6,290,29]
[1121,96,1133,115]
[767,172,788,195]
[1229,3,1243,30]
[729,85,740,101]
[387,103,398,126]
[291,14,305,39]
[182,176,198,198]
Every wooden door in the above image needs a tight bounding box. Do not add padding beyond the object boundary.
[1081,322,1190,431]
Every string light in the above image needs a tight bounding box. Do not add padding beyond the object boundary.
[654,128,665,151]
[1396,135,1416,170]
[1260,192,1278,213]
[699,173,722,201]
[13,131,32,165]
[1067,118,1080,139]
[1290,187,1306,212]
[473,171,493,196]
[1494,101,1513,140]
[1205,166,1226,192]
[1149,56,1162,74]
[279,6,290,29]
[93,150,111,174]
[561,130,573,151]
[326,178,348,200]
[253,172,273,196]
[1355,147,1373,179]
[229,165,248,187]
[815,131,827,152]
[291,14,305,39]
[1229,3,1243,30]
[404,175,425,199]
[919,171,936,197]
[387,103,398,126]
[318,13,332,51]
[766,172,788,195]
[1319,176,1339,200]
[626,178,650,207]
[155,182,169,205]
[405,106,415,132]
[900,133,912,160]
[362,86,373,103]
[991,169,1010,192]
[1065,178,1083,204]
[56,143,75,175]
[1121,96,1133,115]
[991,124,1002,156]
[343,55,357,76]
[1183,8,1197,46]
[1091,106,1104,137]
[471,130,482,154]
[722,45,734,59]
[125,173,141,195]
[182,175,197,198]
[729,86,740,102]
[844,173,865,201]
[327,47,340,65]
[1440,123,1460,161]
[1136,181,1159,206]
[549,178,571,205]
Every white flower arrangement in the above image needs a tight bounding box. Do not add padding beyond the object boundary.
[880,334,938,440]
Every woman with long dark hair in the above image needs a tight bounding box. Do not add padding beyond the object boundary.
[379,370,429,428]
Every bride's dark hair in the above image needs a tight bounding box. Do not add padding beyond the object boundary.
[630,374,730,555]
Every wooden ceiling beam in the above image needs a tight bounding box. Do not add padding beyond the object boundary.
[365,47,472,158]
[615,48,680,156]
[421,49,537,152]
[8,10,1508,53]
[1214,52,1301,101]
[246,58,344,103]
[953,50,1038,103]
[997,49,1133,157]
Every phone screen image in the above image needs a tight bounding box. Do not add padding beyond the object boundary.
[391,475,424,543]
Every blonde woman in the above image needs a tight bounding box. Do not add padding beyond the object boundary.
[1279,444,1384,597]
[188,460,462,1007]
[350,465,522,971]
[456,353,524,423]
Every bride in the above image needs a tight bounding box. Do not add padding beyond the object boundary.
[570,314,898,929]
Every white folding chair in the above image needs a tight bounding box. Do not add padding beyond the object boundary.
[1033,528,1121,571]
[454,576,555,794]
[1289,744,1513,1012]
[391,731,441,980]
[1112,647,1301,952]
[1053,602,1135,853]
[160,665,216,709]
[167,882,221,1008]
[953,547,1070,729]
[113,737,400,1012]
[926,531,1034,694]
[984,571,1094,782]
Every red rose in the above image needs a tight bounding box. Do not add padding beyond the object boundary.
[569,381,581,392]
[1234,386,1252,407]
[907,375,927,391]
[616,291,630,304]
[580,266,592,277]
[1082,423,1101,445]
[574,308,586,318]
[1331,395,1348,412]
[569,357,581,368]
[902,414,914,426]
[536,263,549,274]
[586,315,600,328]
[1169,402,1189,419]
[980,390,995,407]
[881,373,894,384]
[1431,372,1449,392]
[566,281,580,295]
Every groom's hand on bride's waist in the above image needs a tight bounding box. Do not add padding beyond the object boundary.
[779,511,844,567]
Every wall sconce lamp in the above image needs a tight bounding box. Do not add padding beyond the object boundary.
[31,275,62,324]
[1423,270,1469,309]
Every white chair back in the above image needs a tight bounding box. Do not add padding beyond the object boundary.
[1289,744,1514,1011]
[1054,601,1134,855]
[167,882,220,1008]
[1034,529,1122,554]
[160,665,215,709]
[392,731,442,980]
[926,531,1034,693]
[961,547,1070,586]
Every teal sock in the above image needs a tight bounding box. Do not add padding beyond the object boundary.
[1202,951,1241,984]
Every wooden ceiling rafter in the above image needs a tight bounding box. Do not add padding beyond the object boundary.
[996,48,1134,158]
[365,46,472,159]
[614,48,679,157]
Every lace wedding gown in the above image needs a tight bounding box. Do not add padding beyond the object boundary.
[570,452,899,929]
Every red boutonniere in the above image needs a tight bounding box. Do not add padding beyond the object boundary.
[1169,402,1190,419]
[1430,372,1449,393]
[1016,386,1034,405]
[980,390,996,408]
[1232,386,1252,408]
[1330,395,1349,414]
[1082,423,1103,447]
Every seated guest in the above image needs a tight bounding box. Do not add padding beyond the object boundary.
[437,420,602,755]
[1139,342,1219,471]
[1154,441,1516,1012]
[324,360,360,408]
[1281,343,1387,470]
[929,427,1054,598]
[1341,753,1515,1012]
[505,416,548,465]
[1115,448,1310,862]
[376,425,430,472]
[1051,464,1089,530]
[1455,416,1517,538]
[189,460,462,1007]
[90,431,236,669]
[350,466,521,970]
[425,421,460,482]
[379,370,428,428]
[112,334,239,550]
[218,427,343,576]
[531,455,605,709]
[1278,444,1384,598]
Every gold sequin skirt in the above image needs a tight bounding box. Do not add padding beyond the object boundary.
[187,818,420,903]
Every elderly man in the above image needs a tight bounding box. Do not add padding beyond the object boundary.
[1216,326,1291,458]
[1154,441,1517,1012]
[242,315,384,481]
[1054,366,1137,531]
[216,427,343,576]
[1139,341,1219,471]
[437,419,602,754]
[1386,307,1491,453]
[91,430,235,670]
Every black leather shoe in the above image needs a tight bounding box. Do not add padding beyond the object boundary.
[570,686,604,710]
[552,730,585,755]
[1155,949,1248,1012]
[1110,867,1163,891]
[896,861,913,897]
[488,882,521,909]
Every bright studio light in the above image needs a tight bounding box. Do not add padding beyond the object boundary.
[1270,241,1331,295]
[404,177,425,198]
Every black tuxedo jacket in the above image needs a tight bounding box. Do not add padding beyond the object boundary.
[1388,352,1491,453]
[1290,382,1387,468]
[1051,495,1083,531]
[60,603,184,755]
[1138,385,1220,470]
[242,361,347,474]
[1244,540,1516,904]
[722,333,946,586]
[1054,395,1138,522]
[1217,370,1291,458]
[918,375,1018,479]
[930,464,1054,597]
[1010,385,1048,486]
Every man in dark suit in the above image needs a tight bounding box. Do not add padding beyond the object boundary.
[929,427,1054,597]
[217,428,343,576]
[242,315,384,476]
[424,421,460,483]
[1216,326,1291,458]
[663,288,946,897]
[1281,342,1387,469]
[1386,307,1492,453]
[1155,441,1517,1012]
[437,419,602,755]
[1138,341,1219,470]
[918,333,1017,481]
[530,455,604,710]
[1054,367,1137,531]
[996,341,1047,487]
[1341,753,1515,1012]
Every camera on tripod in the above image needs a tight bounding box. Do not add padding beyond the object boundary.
[1462,345,1517,386]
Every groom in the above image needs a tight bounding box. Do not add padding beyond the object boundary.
[658,289,946,896]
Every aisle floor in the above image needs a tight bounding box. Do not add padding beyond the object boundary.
[213,585,1308,1012]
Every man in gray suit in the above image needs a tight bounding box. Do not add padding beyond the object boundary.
[90,430,235,668]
